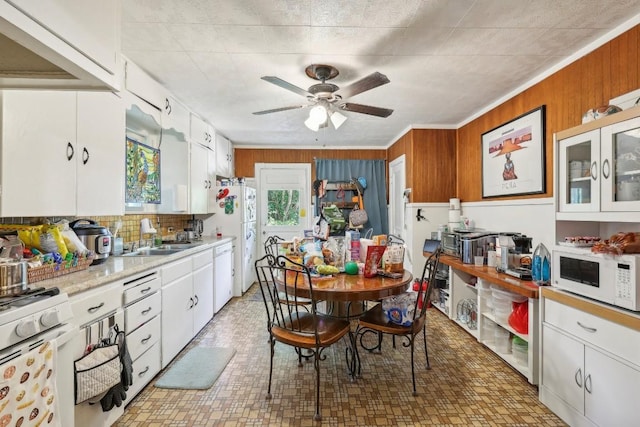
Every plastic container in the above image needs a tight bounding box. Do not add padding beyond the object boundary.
[482,318,497,344]
[494,326,511,353]
[491,286,527,324]
[532,243,551,285]
[512,336,528,366]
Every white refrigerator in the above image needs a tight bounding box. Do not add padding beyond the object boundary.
[204,184,257,296]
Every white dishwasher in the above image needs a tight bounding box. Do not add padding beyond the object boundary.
[214,242,233,313]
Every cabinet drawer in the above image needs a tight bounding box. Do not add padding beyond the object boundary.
[192,248,213,270]
[162,257,192,284]
[71,282,122,327]
[123,271,161,305]
[545,298,640,366]
[125,292,161,332]
[127,315,161,361]
[128,343,161,401]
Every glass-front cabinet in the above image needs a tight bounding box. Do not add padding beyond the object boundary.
[558,114,640,214]
[600,116,640,211]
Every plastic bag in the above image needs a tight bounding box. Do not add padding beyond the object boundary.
[56,219,89,256]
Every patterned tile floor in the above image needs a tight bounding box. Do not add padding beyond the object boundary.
[115,286,566,426]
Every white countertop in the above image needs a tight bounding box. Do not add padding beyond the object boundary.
[32,236,235,296]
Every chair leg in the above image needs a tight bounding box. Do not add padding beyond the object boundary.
[267,338,274,400]
[410,336,417,396]
[313,350,322,421]
[423,325,431,369]
[297,347,303,367]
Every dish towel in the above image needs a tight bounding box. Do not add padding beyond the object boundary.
[0,340,60,427]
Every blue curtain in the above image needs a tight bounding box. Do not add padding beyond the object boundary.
[315,159,388,235]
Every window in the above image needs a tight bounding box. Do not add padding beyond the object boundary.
[267,190,300,226]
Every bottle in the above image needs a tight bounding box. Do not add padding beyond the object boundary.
[487,243,498,267]
[532,243,550,285]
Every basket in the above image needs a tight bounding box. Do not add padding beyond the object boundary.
[27,256,94,283]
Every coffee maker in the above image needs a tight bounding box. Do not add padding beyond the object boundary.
[498,232,533,279]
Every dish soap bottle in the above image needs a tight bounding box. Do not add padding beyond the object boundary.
[532,243,550,285]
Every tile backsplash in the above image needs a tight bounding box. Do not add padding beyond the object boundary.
[0,214,193,248]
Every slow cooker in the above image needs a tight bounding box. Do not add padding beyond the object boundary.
[70,219,111,265]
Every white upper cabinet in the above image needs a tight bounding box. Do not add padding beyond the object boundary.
[162,95,190,138]
[556,106,640,220]
[190,113,214,147]
[76,91,125,216]
[0,90,125,216]
[215,133,233,178]
[124,59,165,112]
[190,142,211,214]
[158,98,189,214]
[0,0,121,89]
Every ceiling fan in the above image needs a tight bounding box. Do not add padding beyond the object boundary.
[253,64,393,131]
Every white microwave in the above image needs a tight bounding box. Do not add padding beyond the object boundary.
[553,249,640,311]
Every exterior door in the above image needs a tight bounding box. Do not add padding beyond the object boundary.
[389,155,406,239]
[256,163,311,257]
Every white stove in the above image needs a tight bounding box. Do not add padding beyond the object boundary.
[0,287,73,352]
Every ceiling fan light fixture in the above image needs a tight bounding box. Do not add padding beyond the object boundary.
[304,116,320,131]
[330,110,347,129]
[309,105,327,122]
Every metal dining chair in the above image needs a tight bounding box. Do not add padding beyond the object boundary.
[355,247,442,396]
[254,254,351,421]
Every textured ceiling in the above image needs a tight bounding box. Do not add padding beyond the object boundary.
[121,0,640,148]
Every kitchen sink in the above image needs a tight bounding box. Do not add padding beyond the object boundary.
[120,248,185,257]
[157,243,202,250]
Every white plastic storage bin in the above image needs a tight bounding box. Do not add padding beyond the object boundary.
[491,285,527,324]
[494,326,512,354]
[482,318,497,345]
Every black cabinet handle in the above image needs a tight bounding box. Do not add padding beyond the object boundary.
[66,142,74,161]
[87,302,104,313]
[140,286,151,294]
[194,295,199,306]
[141,334,152,344]
[165,98,172,114]
[141,307,152,315]
[82,147,89,165]
[138,366,150,377]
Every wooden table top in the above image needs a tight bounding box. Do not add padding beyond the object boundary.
[290,270,413,302]
[432,253,540,299]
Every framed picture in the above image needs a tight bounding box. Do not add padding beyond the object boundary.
[125,137,161,204]
[482,105,546,198]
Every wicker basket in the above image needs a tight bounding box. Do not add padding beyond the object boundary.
[27,256,94,283]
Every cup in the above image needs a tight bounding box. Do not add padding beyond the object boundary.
[474,256,484,267]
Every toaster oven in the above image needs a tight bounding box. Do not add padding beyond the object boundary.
[441,232,460,258]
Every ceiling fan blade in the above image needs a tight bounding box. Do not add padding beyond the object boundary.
[335,72,390,99]
[261,76,312,98]
[340,103,393,118]
[253,105,308,115]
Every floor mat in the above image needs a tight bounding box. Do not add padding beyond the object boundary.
[154,347,235,390]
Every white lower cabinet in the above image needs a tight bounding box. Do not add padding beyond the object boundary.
[214,242,233,313]
[161,249,215,368]
[540,296,640,427]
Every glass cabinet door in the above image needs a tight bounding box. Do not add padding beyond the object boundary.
[601,116,640,211]
[558,129,600,212]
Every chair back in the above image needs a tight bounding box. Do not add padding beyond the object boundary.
[412,247,442,323]
[264,235,286,257]
[254,254,321,343]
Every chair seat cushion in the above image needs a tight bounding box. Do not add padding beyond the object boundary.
[273,312,350,348]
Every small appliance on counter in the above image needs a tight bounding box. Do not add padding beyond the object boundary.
[70,219,111,265]
[497,232,533,280]
[459,232,497,265]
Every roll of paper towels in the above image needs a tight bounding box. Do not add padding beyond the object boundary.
[449,198,460,210]
[448,209,461,223]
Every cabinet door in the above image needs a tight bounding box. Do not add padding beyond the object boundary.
[10,0,120,74]
[158,136,189,213]
[216,134,231,178]
[161,275,193,368]
[1,90,76,216]
[600,116,640,211]
[541,325,585,414]
[584,346,640,426]
[77,91,125,216]
[558,129,600,212]
[193,263,214,333]
[190,114,213,147]
[162,96,190,137]
[207,145,217,212]
[190,142,210,214]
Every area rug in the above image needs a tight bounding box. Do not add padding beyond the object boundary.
[155,347,235,390]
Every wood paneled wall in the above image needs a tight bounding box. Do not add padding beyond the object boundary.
[457,25,640,202]
[234,148,387,180]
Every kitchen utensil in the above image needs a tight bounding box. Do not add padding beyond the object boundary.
[70,219,112,265]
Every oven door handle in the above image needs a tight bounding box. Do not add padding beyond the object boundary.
[49,323,79,347]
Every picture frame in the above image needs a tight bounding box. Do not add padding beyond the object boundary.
[125,137,161,204]
[481,105,546,198]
